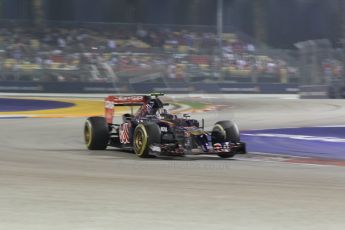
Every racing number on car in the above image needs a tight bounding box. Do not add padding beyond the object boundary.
[119,123,130,144]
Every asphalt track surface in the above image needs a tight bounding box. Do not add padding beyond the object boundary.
[1,95,345,230]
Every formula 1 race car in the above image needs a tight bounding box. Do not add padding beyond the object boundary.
[84,93,246,158]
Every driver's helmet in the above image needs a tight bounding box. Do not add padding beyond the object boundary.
[157,108,175,120]
[159,108,168,115]
[156,108,167,119]
[147,98,163,115]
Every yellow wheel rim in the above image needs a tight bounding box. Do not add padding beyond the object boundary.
[213,124,226,138]
[134,124,148,156]
[84,120,92,147]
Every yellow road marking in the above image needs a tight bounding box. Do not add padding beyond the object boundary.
[0,97,132,118]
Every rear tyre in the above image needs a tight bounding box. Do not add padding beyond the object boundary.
[212,120,240,158]
[84,116,109,150]
[133,123,161,158]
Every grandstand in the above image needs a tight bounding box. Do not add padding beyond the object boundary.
[0,21,298,85]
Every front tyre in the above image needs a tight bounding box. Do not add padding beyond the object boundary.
[84,116,109,150]
[212,120,240,158]
[133,123,161,158]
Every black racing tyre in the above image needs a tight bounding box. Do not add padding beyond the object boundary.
[84,116,109,150]
[212,120,240,158]
[133,123,161,158]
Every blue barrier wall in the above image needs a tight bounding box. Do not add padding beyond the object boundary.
[299,84,345,99]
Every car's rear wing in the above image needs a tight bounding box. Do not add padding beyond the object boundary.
[104,95,149,124]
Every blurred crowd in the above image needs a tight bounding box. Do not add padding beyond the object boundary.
[322,59,343,82]
[0,23,298,83]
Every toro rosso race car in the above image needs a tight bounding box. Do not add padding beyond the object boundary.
[84,93,246,158]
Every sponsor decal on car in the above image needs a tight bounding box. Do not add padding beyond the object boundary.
[160,126,168,132]
[105,101,114,109]
[113,96,144,102]
[119,123,131,144]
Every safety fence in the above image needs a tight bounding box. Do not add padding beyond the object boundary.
[295,39,345,98]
